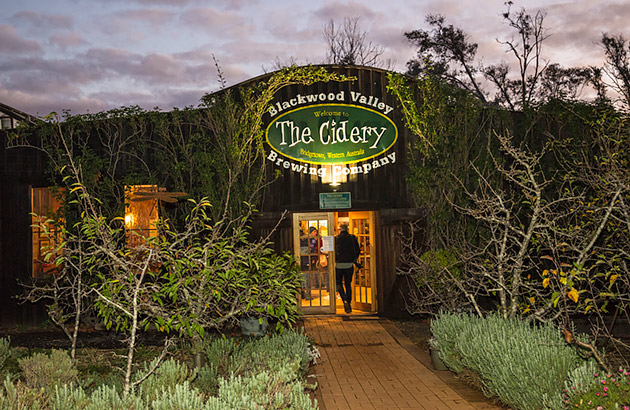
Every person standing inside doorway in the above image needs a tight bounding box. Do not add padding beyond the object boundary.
[335,223,361,313]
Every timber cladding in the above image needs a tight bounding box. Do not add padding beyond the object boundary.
[255,66,425,317]
[0,65,425,324]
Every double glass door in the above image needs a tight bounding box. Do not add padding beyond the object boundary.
[293,211,376,314]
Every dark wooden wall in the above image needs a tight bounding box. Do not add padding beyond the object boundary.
[252,66,426,317]
[0,132,48,326]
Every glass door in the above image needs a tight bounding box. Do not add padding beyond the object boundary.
[293,212,335,314]
[349,212,376,312]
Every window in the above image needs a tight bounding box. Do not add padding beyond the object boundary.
[0,116,13,130]
[31,187,64,278]
[125,185,159,247]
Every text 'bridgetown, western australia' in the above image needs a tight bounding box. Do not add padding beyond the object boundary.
[267,91,394,117]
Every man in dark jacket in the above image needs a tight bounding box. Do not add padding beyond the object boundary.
[335,224,361,313]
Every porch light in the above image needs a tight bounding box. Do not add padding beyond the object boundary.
[321,164,348,187]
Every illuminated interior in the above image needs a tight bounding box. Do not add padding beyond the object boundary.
[125,185,159,247]
[31,187,64,278]
[298,218,331,308]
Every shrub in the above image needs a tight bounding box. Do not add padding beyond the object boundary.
[204,336,238,375]
[195,363,220,396]
[563,367,630,409]
[202,329,312,379]
[430,312,600,410]
[228,330,311,377]
[138,358,197,402]
[215,371,317,410]
[0,337,10,371]
[1,328,317,409]
[51,383,145,409]
[51,383,88,409]
[0,375,48,410]
[151,381,208,410]
[18,349,78,390]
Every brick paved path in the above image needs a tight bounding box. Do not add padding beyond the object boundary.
[303,316,503,410]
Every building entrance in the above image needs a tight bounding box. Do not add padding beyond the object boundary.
[293,211,376,315]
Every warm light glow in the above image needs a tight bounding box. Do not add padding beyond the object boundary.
[31,187,64,278]
[124,213,134,229]
[125,185,159,246]
[320,164,348,187]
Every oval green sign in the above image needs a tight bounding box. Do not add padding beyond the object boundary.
[266,104,397,164]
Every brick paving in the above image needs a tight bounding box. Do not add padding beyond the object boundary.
[303,316,505,410]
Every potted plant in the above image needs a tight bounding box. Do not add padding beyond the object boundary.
[240,316,268,337]
[428,337,448,371]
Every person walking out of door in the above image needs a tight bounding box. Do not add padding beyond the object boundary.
[335,223,361,313]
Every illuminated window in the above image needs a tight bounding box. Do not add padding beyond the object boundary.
[31,187,64,278]
[125,185,159,247]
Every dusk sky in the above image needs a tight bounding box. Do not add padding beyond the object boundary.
[1,0,629,117]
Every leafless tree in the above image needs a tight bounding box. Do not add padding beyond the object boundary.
[484,3,551,109]
[19,218,92,361]
[601,33,630,109]
[398,220,484,317]
[323,17,390,68]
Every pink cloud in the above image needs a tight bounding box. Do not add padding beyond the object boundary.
[179,7,250,36]
[49,32,87,50]
[0,24,41,54]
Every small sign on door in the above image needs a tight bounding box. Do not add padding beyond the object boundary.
[321,235,334,252]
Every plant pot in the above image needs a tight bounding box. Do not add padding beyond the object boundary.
[429,348,448,371]
[240,317,268,337]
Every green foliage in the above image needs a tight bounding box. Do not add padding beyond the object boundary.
[51,383,145,409]
[0,375,48,410]
[155,200,303,337]
[51,383,88,409]
[138,358,198,403]
[203,336,238,375]
[420,248,461,276]
[226,330,311,378]
[195,363,220,396]
[18,349,78,391]
[386,71,504,245]
[151,381,209,410]
[563,368,630,409]
[0,328,317,409]
[430,312,601,410]
[14,66,351,225]
[0,337,10,371]
[213,371,317,410]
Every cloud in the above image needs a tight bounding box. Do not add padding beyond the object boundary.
[1,0,626,117]
[0,86,108,117]
[49,32,87,50]
[110,8,175,29]
[179,7,251,37]
[12,10,74,30]
[0,55,103,94]
[312,1,378,21]
[0,24,41,54]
